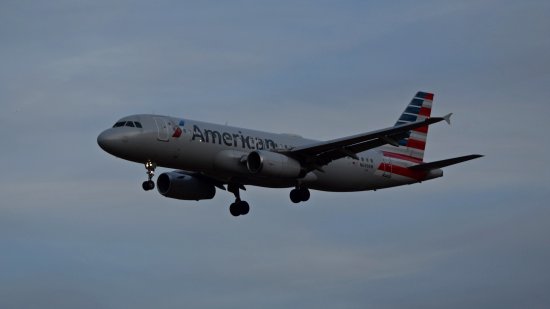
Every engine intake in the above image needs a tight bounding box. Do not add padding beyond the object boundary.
[157,172,216,200]
[246,150,302,178]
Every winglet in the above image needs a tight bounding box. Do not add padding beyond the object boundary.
[443,113,453,125]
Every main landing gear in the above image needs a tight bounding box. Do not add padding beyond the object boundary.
[228,183,250,217]
[290,187,310,203]
[142,160,156,191]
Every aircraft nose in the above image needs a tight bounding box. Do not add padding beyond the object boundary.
[97,129,128,154]
[97,130,112,152]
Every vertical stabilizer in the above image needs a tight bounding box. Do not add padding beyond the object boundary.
[381,91,434,162]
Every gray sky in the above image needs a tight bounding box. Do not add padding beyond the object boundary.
[1,1,549,308]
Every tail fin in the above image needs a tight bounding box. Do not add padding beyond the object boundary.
[381,91,434,162]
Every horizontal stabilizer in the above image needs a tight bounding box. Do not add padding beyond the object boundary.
[408,154,483,171]
[444,113,453,125]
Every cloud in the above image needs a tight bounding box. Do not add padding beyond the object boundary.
[1,0,549,308]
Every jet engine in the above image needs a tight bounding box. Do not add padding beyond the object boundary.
[157,172,216,200]
[246,150,303,178]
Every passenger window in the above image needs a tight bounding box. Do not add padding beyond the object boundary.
[126,121,135,127]
[134,122,142,128]
[113,122,125,128]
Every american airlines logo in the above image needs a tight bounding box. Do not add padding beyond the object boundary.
[172,126,182,138]
[172,120,185,138]
[191,125,278,150]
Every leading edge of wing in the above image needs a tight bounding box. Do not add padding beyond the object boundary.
[288,114,451,158]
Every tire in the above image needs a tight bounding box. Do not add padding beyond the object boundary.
[239,201,250,215]
[229,203,240,217]
[290,189,301,203]
[142,181,154,191]
[299,188,310,202]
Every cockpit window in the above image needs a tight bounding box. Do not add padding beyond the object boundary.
[113,120,142,128]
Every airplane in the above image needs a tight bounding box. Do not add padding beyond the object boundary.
[97,92,482,217]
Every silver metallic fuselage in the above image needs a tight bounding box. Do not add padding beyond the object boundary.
[98,114,442,192]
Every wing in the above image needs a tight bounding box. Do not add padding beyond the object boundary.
[282,114,451,169]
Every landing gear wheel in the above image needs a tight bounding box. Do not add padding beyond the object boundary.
[290,187,310,203]
[239,201,250,215]
[229,203,240,217]
[299,187,310,202]
[290,189,301,203]
[229,201,250,217]
[142,180,155,191]
[142,160,156,191]
[228,183,250,217]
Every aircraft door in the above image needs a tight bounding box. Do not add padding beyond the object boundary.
[154,117,170,142]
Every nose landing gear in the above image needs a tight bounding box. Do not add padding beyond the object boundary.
[142,160,156,191]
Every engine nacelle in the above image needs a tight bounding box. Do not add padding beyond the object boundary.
[157,172,216,201]
[246,150,303,178]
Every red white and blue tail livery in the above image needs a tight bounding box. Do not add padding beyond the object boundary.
[387,91,435,162]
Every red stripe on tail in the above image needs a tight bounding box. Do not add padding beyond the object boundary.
[423,93,434,100]
[407,139,426,150]
[382,151,423,163]
[419,107,431,117]
[377,163,428,180]
[413,125,428,134]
